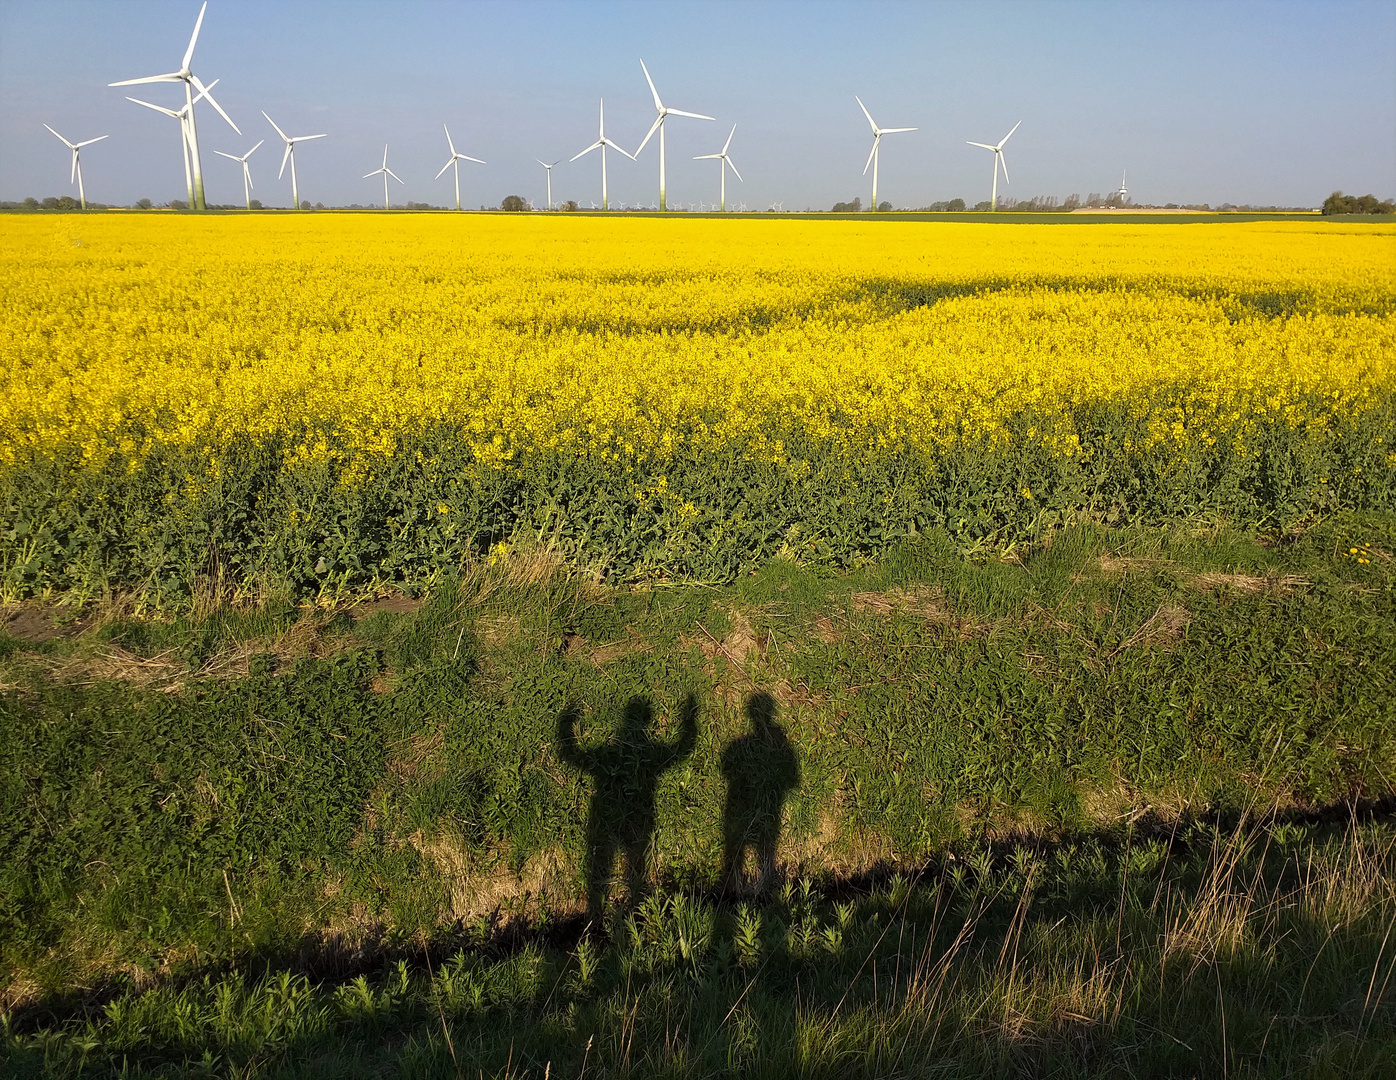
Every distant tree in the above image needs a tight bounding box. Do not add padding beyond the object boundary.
[135,198,153,210]
[22,197,39,211]
[1323,191,1395,215]
[501,194,528,212]
[248,199,263,210]
[314,202,326,210]
[877,200,892,212]
[169,199,188,210]
[1062,194,1081,210]
[559,199,579,212]
[830,197,861,213]
[972,200,992,212]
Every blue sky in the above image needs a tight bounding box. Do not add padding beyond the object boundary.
[2,0,1393,209]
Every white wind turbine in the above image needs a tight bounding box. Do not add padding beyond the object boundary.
[364,144,403,210]
[109,1,239,210]
[856,96,915,212]
[214,140,264,210]
[536,159,559,210]
[263,112,326,210]
[635,59,712,212]
[1116,169,1128,201]
[570,99,634,211]
[967,120,1021,211]
[436,125,485,211]
[43,126,107,210]
[693,124,742,212]
[127,78,219,208]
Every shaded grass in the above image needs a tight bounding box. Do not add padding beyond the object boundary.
[0,513,1393,1062]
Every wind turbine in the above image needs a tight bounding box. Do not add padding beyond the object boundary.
[1116,169,1128,202]
[263,111,326,210]
[855,96,915,212]
[127,78,219,208]
[364,144,403,210]
[214,140,263,210]
[435,125,484,211]
[693,124,742,212]
[108,1,239,210]
[570,99,633,211]
[43,126,107,210]
[966,120,1021,211]
[635,59,712,212]
[536,159,559,210]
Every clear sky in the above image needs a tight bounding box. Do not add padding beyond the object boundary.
[2,0,1393,210]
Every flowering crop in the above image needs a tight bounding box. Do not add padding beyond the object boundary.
[1,214,1392,599]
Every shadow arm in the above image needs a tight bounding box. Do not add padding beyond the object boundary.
[555,702,592,770]
[669,693,699,762]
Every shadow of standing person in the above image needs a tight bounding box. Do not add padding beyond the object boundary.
[721,692,800,895]
[557,694,699,924]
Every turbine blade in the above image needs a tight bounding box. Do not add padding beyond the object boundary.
[461,155,485,164]
[108,72,183,86]
[603,138,635,160]
[966,141,995,150]
[537,158,550,168]
[435,158,454,180]
[262,111,290,142]
[75,135,109,147]
[386,168,403,184]
[882,126,916,133]
[128,96,181,119]
[999,120,1021,147]
[43,124,74,148]
[293,133,328,142]
[279,142,292,178]
[182,1,207,71]
[245,139,264,158]
[693,153,722,160]
[855,95,877,133]
[570,140,603,162]
[191,75,239,134]
[71,153,77,184]
[191,77,217,107]
[245,166,253,190]
[635,114,663,156]
[999,152,1010,184]
[667,109,714,120]
[722,123,736,154]
[863,137,878,176]
[639,58,663,112]
[214,150,241,160]
[444,123,456,155]
[727,157,743,182]
[363,169,381,179]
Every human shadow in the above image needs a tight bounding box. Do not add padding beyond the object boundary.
[721,691,801,895]
[556,694,699,923]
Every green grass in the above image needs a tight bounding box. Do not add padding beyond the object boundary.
[2,514,1394,1074]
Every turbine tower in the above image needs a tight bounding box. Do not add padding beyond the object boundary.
[214,140,264,210]
[856,96,915,212]
[966,121,1021,211]
[43,126,107,210]
[536,159,559,210]
[635,59,712,213]
[127,78,219,208]
[109,1,239,210]
[436,125,485,211]
[570,99,633,211]
[693,124,743,212]
[364,144,403,210]
[263,111,326,210]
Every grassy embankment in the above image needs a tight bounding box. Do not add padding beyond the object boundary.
[2,514,1394,1076]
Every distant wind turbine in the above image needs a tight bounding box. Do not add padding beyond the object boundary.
[435,125,484,211]
[364,144,404,210]
[570,99,634,211]
[1116,169,1128,201]
[214,140,264,210]
[263,111,326,210]
[536,159,559,210]
[693,124,742,212]
[635,59,712,212]
[108,1,239,211]
[43,125,107,210]
[856,97,915,212]
[127,78,219,208]
[966,120,1021,211]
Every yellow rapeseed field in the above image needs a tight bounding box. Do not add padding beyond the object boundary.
[1,213,1393,595]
